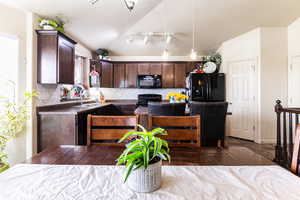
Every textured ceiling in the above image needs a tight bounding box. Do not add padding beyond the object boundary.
[2,0,300,56]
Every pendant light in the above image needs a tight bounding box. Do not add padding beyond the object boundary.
[190,0,197,60]
[124,0,138,12]
[162,0,170,59]
[162,49,169,59]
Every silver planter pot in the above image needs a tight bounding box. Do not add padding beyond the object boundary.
[127,160,162,193]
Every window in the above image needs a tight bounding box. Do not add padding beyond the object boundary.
[0,34,19,101]
[75,55,87,85]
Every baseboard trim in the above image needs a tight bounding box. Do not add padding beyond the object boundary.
[260,138,276,144]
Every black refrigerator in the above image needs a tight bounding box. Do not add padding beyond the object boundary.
[188,73,225,102]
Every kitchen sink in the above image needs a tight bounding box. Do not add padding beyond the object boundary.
[74,103,100,108]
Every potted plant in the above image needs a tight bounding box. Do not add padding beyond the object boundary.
[117,125,170,193]
[0,83,38,173]
[39,17,65,33]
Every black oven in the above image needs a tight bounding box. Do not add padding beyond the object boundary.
[137,75,162,89]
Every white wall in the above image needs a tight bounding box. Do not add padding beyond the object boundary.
[288,18,300,107]
[0,3,27,165]
[260,27,288,143]
[219,28,288,144]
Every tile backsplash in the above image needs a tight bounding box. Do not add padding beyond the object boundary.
[36,84,61,106]
[37,84,186,106]
[89,88,185,100]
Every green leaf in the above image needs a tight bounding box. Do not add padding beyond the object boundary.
[137,124,147,133]
[124,162,135,183]
[118,131,144,143]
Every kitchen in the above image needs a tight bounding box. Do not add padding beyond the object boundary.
[36,34,227,151]
[2,0,300,199]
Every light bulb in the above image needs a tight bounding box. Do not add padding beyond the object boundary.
[190,49,197,60]
[162,49,169,59]
[166,35,172,44]
[143,36,149,45]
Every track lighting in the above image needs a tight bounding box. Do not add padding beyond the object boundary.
[124,0,138,12]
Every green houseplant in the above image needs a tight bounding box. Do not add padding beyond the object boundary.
[117,125,170,193]
[0,85,38,173]
[39,17,65,33]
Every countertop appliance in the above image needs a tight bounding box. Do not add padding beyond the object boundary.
[137,75,162,89]
[137,94,162,107]
[188,73,225,102]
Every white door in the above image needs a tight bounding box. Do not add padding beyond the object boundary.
[289,56,300,107]
[227,59,257,141]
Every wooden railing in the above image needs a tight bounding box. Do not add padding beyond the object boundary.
[274,100,300,168]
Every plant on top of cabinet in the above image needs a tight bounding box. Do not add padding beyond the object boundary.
[37,30,77,84]
[39,16,65,33]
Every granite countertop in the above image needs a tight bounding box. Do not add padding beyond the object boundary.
[37,100,138,115]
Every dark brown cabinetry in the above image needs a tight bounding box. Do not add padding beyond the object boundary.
[150,63,162,75]
[125,63,138,88]
[37,103,137,152]
[162,63,175,88]
[138,63,150,75]
[37,30,77,84]
[101,61,113,88]
[89,60,203,89]
[175,63,187,88]
[114,63,125,88]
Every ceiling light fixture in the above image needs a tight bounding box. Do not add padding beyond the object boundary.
[190,0,197,60]
[89,0,99,5]
[124,0,138,12]
[162,49,169,59]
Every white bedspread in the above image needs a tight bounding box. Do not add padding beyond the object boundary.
[0,164,300,200]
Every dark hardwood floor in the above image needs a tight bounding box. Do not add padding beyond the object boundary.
[227,137,275,161]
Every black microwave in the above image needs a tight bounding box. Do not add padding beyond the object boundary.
[137,75,162,89]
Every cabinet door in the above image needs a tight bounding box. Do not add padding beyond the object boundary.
[125,63,138,88]
[186,62,197,74]
[58,37,75,84]
[37,34,58,84]
[114,63,125,88]
[162,63,174,88]
[138,63,150,75]
[150,63,162,75]
[174,63,187,88]
[101,61,113,88]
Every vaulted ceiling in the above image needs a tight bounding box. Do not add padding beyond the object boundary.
[2,0,300,56]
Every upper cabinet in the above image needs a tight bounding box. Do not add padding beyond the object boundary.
[37,30,77,84]
[174,63,187,88]
[125,63,138,88]
[101,61,114,88]
[138,63,150,75]
[162,63,175,88]
[114,63,125,88]
[150,63,162,75]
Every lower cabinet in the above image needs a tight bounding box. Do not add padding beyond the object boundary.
[37,104,137,152]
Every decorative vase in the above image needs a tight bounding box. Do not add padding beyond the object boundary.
[127,160,162,193]
[169,96,176,103]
